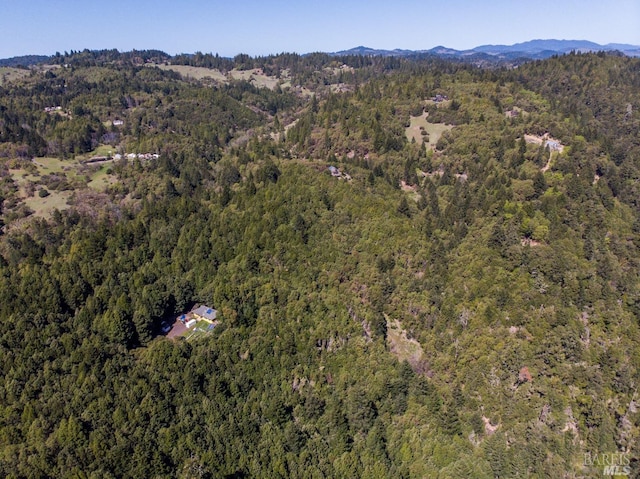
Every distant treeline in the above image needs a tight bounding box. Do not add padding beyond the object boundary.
[0,55,50,68]
[3,48,465,73]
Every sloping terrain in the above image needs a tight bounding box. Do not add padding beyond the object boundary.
[0,50,639,478]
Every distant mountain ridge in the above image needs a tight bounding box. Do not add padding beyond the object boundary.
[2,40,639,68]
[333,39,640,61]
[473,39,603,53]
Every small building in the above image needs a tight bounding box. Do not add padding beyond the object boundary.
[328,165,341,177]
[545,140,560,151]
[192,305,217,322]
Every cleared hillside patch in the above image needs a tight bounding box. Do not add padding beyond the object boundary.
[229,69,280,90]
[154,64,282,90]
[386,316,426,371]
[32,157,69,174]
[0,67,30,85]
[405,112,453,150]
[154,64,227,82]
[5,153,118,221]
[24,190,72,217]
[87,165,117,190]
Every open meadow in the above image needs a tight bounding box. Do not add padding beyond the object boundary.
[0,67,30,85]
[153,64,283,89]
[405,111,453,149]
[3,151,118,221]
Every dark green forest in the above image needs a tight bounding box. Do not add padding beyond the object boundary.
[0,50,639,477]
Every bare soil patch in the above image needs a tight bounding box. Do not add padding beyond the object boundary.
[167,319,188,339]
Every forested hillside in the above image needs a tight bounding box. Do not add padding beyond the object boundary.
[0,50,639,478]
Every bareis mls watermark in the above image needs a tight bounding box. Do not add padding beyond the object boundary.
[584,452,631,476]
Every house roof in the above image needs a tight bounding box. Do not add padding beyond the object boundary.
[192,305,217,321]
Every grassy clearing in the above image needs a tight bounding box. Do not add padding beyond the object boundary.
[386,317,425,367]
[230,69,280,90]
[11,157,93,185]
[406,112,453,150]
[8,169,32,188]
[8,162,73,219]
[0,67,30,86]
[87,166,117,190]
[32,157,71,173]
[32,157,88,182]
[88,145,117,158]
[153,64,283,90]
[424,122,454,150]
[5,151,118,221]
[153,64,228,82]
[24,190,72,217]
[406,112,429,144]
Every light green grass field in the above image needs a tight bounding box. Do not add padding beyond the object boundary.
[405,112,453,150]
[8,169,32,187]
[89,145,116,158]
[24,190,72,217]
[87,166,117,190]
[423,122,454,150]
[32,157,71,173]
[229,69,280,89]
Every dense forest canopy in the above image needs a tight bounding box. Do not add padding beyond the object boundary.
[0,49,639,477]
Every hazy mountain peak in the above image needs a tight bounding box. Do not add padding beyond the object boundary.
[331,39,640,61]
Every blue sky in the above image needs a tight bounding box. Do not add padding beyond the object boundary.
[1,0,639,58]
